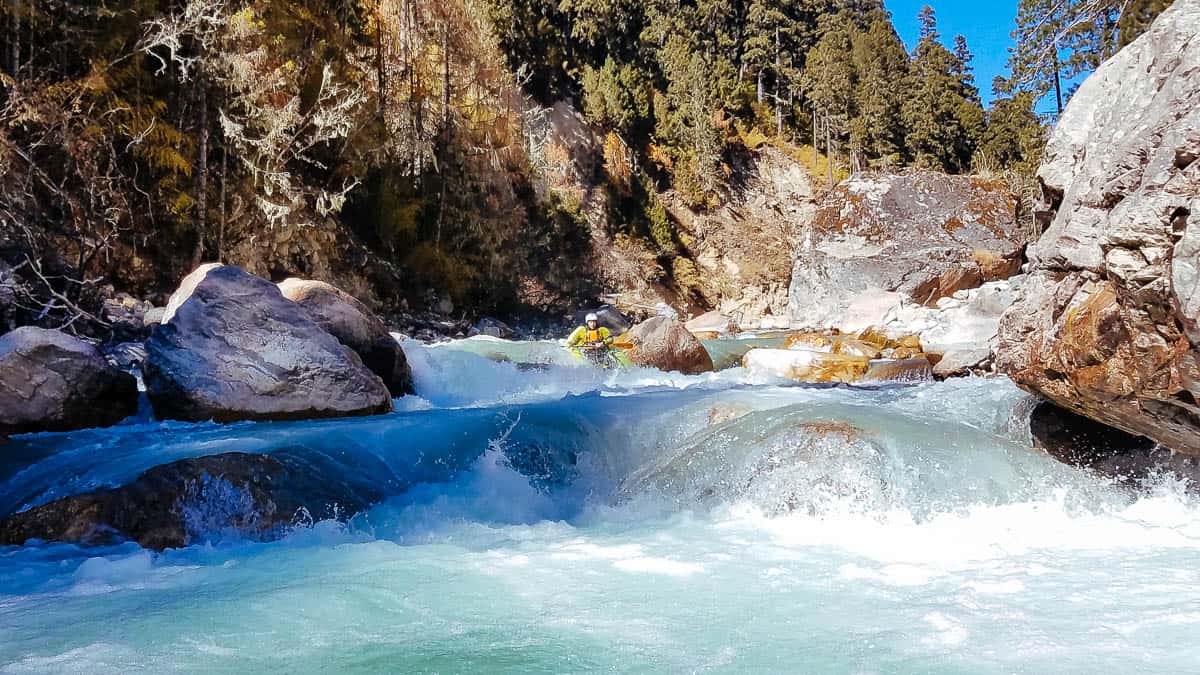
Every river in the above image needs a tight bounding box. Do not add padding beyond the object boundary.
[1,337,1198,673]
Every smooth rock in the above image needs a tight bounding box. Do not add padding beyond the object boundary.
[743,348,870,384]
[621,317,714,374]
[278,278,413,397]
[931,349,992,378]
[0,327,138,435]
[0,450,391,549]
[996,0,1200,456]
[144,265,392,423]
[686,311,738,335]
[620,420,889,515]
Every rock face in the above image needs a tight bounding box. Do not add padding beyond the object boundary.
[996,0,1200,456]
[1029,402,1198,490]
[0,450,388,549]
[0,327,138,435]
[278,278,413,397]
[789,169,1027,332]
[144,265,392,423]
[621,317,714,374]
[662,147,819,328]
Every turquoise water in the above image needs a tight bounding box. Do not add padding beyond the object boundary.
[2,338,1198,673]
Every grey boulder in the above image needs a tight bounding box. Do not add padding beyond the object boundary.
[0,327,138,435]
[144,264,392,423]
[278,278,413,397]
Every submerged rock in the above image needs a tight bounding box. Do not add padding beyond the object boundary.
[0,327,138,436]
[788,169,1027,333]
[996,0,1200,456]
[621,418,890,515]
[621,317,714,374]
[278,277,413,397]
[144,264,392,423]
[0,450,391,549]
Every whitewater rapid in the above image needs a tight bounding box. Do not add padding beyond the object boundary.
[1,337,1198,673]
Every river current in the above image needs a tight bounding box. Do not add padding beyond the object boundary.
[1,337,1198,673]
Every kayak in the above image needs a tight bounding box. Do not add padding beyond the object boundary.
[568,345,633,370]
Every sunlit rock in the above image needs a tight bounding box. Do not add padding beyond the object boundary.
[621,316,714,374]
[145,265,392,423]
[685,310,738,335]
[862,357,933,383]
[279,277,413,397]
[0,327,138,436]
[743,348,870,384]
[788,169,1027,332]
[996,0,1200,456]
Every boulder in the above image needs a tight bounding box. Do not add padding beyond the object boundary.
[573,305,632,335]
[743,348,869,384]
[0,327,138,435]
[471,317,516,339]
[931,349,992,379]
[0,450,389,549]
[278,278,413,397]
[996,0,1200,456]
[686,310,739,335]
[620,420,889,515]
[620,316,714,374]
[144,264,392,423]
[788,169,1027,332]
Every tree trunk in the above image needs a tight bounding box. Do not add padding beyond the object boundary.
[812,109,818,166]
[825,120,833,187]
[193,79,208,270]
[1052,39,1064,115]
[374,0,388,132]
[9,0,18,75]
[756,70,764,104]
[774,27,782,135]
[217,145,227,261]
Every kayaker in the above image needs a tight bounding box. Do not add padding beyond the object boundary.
[566,313,614,352]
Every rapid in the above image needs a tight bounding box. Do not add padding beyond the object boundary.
[1,336,1198,673]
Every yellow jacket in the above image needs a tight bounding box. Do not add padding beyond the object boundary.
[567,325,613,347]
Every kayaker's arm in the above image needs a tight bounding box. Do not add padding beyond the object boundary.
[566,326,586,347]
[600,327,614,346]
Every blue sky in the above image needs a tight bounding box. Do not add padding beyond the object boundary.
[884,1,1022,108]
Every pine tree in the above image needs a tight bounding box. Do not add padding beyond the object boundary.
[901,6,970,172]
[949,35,986,171]
[849,19,908,167]
[978,88,1045,177]
[1006,0,1174,114]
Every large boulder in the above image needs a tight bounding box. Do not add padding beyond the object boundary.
[574,305,632,335]
[144,264,392,423]
[278,278,413,397]
[0,450,389,549]
[0,327,138,435]
[788,169,1026,333]
[621,317,714,374]
[996,0,1200,456]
